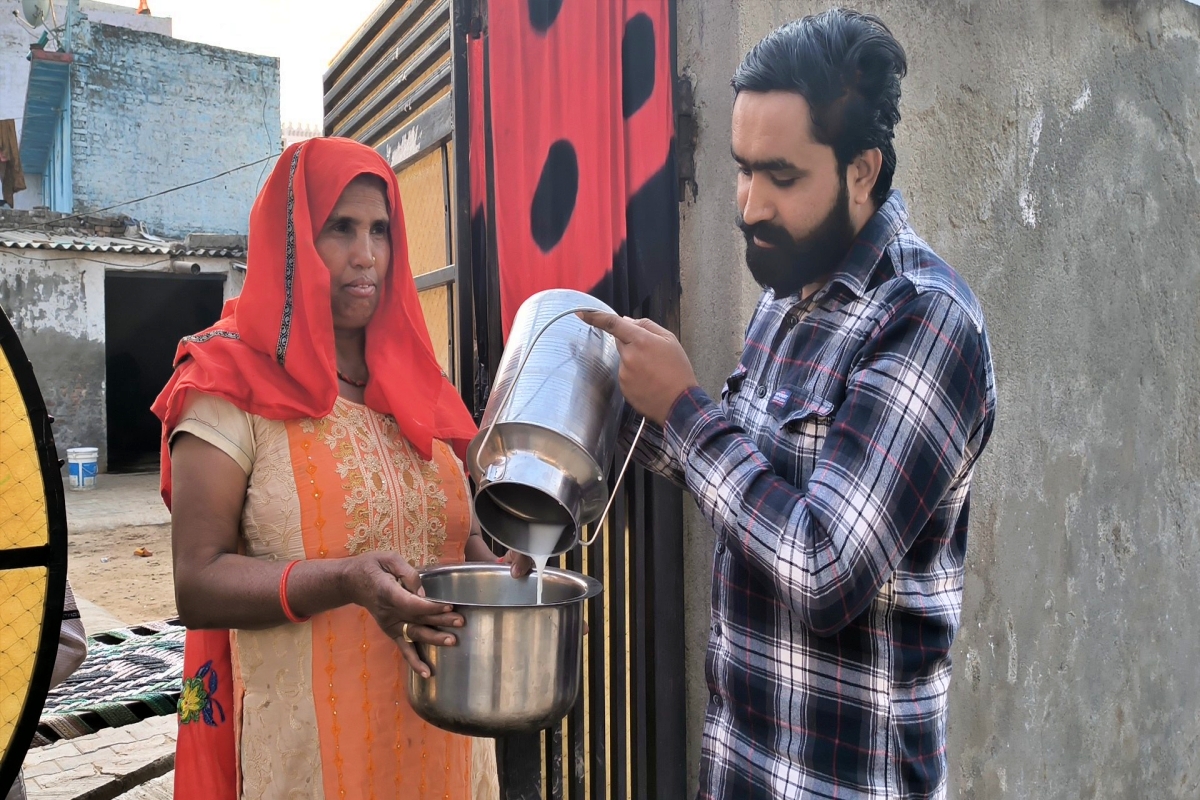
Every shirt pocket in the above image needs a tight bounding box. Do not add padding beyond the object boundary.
[763,385,837,485]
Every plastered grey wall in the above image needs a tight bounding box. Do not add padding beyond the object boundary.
[676,1,1200,797]
[0,254,107,466]
[69,21,279,238]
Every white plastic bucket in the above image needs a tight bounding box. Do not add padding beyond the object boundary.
[67,447,99,490]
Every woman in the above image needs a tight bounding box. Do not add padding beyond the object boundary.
[153,138,520,799]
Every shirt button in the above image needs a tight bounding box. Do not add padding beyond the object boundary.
[757,385,767,398]
[713,621,722,638]
[711,693,723,708]
[716,540,726,555]
[783,313,798,330]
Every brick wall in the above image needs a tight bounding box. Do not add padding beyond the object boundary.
[69,22,280,238]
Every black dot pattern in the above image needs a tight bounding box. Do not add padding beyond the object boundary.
[622,13,656,119]
[527,0,565,33]
[530,140,579,253]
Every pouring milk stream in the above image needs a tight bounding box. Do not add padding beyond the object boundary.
[523,523,562,604]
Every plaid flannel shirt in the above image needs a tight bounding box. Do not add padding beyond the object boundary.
[628,191,996,799]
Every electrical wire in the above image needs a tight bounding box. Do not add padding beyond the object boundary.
[5,254,176,269]
[0,152,283,235]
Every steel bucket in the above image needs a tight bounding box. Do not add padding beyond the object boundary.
[467,289,624,556]
[406,563,602,736]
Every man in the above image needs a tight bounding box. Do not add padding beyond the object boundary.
[582,9,996,799]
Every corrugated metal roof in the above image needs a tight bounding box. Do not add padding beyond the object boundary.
[0,230,245,257]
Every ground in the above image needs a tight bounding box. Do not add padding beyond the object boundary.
[68,524,177,626]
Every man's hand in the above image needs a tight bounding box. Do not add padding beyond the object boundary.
[578,311,698,426]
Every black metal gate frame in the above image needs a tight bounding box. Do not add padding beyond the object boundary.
[449,1,688,797]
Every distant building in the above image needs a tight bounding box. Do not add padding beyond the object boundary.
[283,121,322,149]
[1,1,173,213]
[0,209,246,471]
[0,3,280,472]
[15,8,280,236]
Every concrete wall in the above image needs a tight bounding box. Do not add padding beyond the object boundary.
[77,0,172,36]
[1,0,37,133]
[0,252,106,465]
[69,21,279,237]
[0,252,243,468]
[676,0,1200,797]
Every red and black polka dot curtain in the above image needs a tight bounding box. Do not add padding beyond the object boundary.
[469,0,677,340]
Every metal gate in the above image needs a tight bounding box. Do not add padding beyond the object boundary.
[323,0,471,394]
[324,2,686,795]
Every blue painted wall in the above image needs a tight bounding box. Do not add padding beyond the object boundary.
[69,21,280,237]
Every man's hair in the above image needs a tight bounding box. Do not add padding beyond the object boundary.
[732,8,907,206]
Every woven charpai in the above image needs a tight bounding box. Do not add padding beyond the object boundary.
[33,619,185,747]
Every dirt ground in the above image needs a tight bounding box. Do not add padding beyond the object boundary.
[68,523,178,625]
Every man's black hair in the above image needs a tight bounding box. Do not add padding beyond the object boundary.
[732,8,908,205]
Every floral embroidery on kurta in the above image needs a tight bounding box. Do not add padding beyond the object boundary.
[301,403,448,562]
[179,660,226,727]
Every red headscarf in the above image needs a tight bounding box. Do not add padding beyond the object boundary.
[152,138,478,800]
[153,137,478,507]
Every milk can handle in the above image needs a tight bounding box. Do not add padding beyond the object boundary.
[472,305,647,546]
[580,417,645,546]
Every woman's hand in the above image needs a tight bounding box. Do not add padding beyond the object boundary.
[501,549,536,579]
[465,527,534,578]
[345,552,464,677]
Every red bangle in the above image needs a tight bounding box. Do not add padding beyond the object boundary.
[279,561,311,624]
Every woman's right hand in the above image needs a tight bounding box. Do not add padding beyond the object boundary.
[344,552,464,677]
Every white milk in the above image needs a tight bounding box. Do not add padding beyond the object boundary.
[521,522,564,605]
[533,555,549,605]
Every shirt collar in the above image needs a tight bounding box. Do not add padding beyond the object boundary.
[825,189,908,299]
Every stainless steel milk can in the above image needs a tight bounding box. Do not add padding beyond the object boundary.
[467,289,625,556]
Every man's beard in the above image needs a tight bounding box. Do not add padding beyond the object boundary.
[737,178,856,298]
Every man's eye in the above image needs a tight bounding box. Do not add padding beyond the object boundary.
[771,177,796,188]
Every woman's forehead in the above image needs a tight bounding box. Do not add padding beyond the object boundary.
[330,175,391,215]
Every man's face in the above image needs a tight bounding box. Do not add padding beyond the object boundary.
[732,91,856,298]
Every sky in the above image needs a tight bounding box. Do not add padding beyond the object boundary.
[102,0,385,128]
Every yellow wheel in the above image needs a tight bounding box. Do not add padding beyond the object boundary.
[0,305,68,792]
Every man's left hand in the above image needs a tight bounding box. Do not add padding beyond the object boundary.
[578,311,699,426]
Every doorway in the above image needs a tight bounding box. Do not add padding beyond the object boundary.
[104,272,225,473]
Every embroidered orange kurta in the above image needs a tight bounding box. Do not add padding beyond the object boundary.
[173,392,494,800]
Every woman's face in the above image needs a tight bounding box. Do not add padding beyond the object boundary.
[315,175,391,333]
